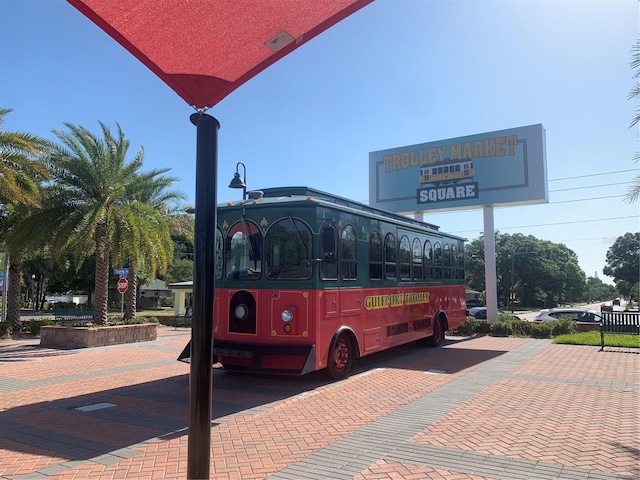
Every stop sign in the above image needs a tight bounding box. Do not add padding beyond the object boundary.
[117,277,128,294]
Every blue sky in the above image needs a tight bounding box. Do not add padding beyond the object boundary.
[1,0,638,286]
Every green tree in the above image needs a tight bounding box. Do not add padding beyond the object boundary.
[0,108,50,209]
[465,232,586,308]
[15,122,172,325]
[119,171,183,319]
[603,232,640,298]
[583,276,618,303]
[0,109,50,328]
[163,257,194,284]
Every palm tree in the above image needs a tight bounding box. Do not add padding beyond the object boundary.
[0,108,50,208]
[0,108,50,328]
[17,121,174,325]
[118,170,183,319]
[626,39,640,204]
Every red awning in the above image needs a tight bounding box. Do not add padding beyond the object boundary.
[67,0,373,109]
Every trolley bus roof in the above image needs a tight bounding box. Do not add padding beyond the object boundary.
[219,186,467,241]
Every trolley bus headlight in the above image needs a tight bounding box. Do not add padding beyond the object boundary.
[234,304,249,320]
[281,308,294,323]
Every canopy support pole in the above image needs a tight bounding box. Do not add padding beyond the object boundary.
[188,112,219,479]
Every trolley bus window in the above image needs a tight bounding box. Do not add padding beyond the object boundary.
[320,221,337,280]
[215,227,223,279]
[226,219,262,280]
[400,235,411,280]
[433,242,442,280]
[443,243,452,279]
[456,242,465,279]
[424,240,433,280]
[451,244,458,280]
[384,233,396,280]
[412,238,423,280]
[369,230,382,280]
[340,224,357,281]
[265,217,312,280]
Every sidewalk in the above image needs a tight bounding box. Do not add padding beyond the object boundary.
[1,328,638,480]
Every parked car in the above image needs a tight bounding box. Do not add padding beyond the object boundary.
[468,307,520,320]
[534,307,602,323]
[466,298,483,309]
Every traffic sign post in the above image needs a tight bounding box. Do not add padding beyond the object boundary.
[117,278,128,316]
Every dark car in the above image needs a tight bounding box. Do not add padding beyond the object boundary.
[466,298,483,309]
[467,307,520,321]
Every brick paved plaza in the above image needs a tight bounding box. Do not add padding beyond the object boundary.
[1,328,638,479]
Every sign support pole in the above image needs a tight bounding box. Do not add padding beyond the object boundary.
[483,205,498,323]
[187,112,218,479]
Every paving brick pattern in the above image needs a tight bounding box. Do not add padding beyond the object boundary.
[0,329,638,480]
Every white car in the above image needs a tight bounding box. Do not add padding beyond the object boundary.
[534,308,602,323]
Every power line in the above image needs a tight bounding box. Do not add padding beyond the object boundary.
[549,169,637,182]
[549,181,632,193]
[550,194,625,204]
[449,215,639,234]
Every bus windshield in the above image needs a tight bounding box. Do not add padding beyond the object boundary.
[266,216,313,280]
[226,219,262,280]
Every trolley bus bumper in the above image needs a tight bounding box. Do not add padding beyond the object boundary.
[178,340,317,376]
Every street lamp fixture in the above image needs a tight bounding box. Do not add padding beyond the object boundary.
[228,161,247,200]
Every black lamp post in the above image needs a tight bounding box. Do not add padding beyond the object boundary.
[31,274,36,310]
[229,161,247,200]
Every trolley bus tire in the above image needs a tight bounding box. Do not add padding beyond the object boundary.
[326,333,354,381]
[421,317,444,348]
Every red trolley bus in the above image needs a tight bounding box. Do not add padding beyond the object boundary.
[179,187,466,379]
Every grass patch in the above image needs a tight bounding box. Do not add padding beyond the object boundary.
[554,331,640,348]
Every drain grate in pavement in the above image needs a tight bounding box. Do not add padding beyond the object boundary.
[74,402,116,412]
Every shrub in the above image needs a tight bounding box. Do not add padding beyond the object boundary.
[106,316,159,326]
[127,316,159,324]
[450,317,482,335]
[490,320,513,336]
[27,318,56,335]
[475,320,492,334]
[0,321,13,338]
[550,317,576,336]
[450,315,580,339]
[529,322,554,338]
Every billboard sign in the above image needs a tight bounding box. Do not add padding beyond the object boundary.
[369,124,547,214]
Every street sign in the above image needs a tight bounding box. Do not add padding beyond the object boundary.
[113,268,129,278]
[117,277,128,294]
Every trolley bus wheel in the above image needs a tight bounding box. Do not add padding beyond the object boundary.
[420,317,444,347]
[327,333,353,381]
